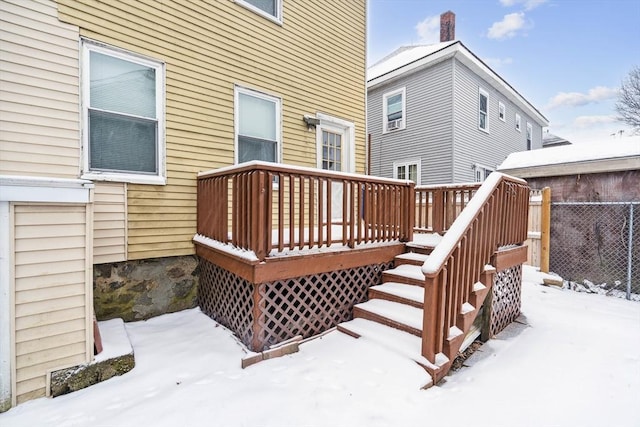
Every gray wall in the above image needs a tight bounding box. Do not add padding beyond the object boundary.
[367,57,544,185]
[452,59,543,183]
[368,59,454,185]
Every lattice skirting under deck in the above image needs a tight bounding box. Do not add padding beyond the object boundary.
[490,264,522,336]
[198,258,394,351]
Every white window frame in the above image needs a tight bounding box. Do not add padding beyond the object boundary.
[382,87,406,133]
[498,101,506,122]
[81,39,166,185]
[236,0,283,25]
[315,113,356,173]
[473,163,494,183]
[234,85,282,165]
[515,113,522,132]
[526,122,533,150]
[393,159,421,184]
[478,88,489,133]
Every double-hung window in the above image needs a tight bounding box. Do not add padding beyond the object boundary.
[526,122,533,150]
[393,159,420,184]
[235,86,281,164]
[383,87,406,133]
[474,164,494,183]
[237,0,282,23]
[478,88,489,132]
[82,40,165,184]
[515,113,522,132]
[498,101,506,122]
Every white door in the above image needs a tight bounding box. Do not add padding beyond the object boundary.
[316,115,354,226]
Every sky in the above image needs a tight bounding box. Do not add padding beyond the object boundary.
[1,266,638,426]
[367,0,640,144]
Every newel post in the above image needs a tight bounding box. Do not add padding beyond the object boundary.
[403,182,415,241]
[432,189,445,233]
[251,170,270,261]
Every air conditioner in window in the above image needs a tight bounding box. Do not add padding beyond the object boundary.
[387,118,402,131]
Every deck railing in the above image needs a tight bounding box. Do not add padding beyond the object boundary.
[420,173,529,364]
[197,161,415,261]
[414,183,481,234]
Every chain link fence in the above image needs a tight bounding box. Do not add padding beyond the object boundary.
[550,202,638,300]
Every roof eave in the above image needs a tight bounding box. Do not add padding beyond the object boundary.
[498,156,640,178]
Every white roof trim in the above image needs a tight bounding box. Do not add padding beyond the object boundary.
[367,41,548,126]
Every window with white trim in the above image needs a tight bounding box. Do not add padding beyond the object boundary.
[82,40,165,185]
[498,101,506,122]
[478,88,489,132]
[393,159,420,184]
[383,87,406,133]
[235,86,281,164]
[237,0,282,23]
[473,164,494,182]
[515,113,522,132]
[526,122,533,150]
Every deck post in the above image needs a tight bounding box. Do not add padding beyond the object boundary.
[432,189,445,233]
[252,170,269,261]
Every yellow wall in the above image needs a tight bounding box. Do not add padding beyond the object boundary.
[56,0,367,260]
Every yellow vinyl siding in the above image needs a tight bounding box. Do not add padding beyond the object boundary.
[55,0,366,260]
[13,204,91,404]
[0,0,80,179]
[93,182,127,264]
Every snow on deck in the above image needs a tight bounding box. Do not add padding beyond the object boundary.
[387,264,425,282]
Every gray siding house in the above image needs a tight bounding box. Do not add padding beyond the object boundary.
[368,37,548,185]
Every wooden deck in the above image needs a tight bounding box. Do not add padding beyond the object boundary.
[195,162,530,383]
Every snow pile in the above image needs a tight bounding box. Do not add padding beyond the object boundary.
[1,266,639,427]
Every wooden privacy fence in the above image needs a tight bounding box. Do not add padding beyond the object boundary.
[421,173,530,364]
[415,183,481,233]
[197,161,415,261]
[526,187,550,271]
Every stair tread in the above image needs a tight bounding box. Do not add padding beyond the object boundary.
[408,232,442,247]
[339,318,436,372]
[395,252,430,262]
[384,264,425,281]
[354,299,423,331]
[371,282,424,304]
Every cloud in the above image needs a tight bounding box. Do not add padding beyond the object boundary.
[573,115,618,128]
[499,0,547,11]
[487,12,527,39]
[484,57,513,68]
[415,15,440,44]
[546,86,619,109]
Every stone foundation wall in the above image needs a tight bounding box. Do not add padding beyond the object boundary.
[94,255,199,322]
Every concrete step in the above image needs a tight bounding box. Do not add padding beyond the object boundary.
[382,264,425,287]
[369,282,424,308]
[394,252,429,267]
[353,299,423,337]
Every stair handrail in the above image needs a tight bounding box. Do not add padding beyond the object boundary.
[420,172,529,365]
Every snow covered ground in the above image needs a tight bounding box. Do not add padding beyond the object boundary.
[2,266,639,427]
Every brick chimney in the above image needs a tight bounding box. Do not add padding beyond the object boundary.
[440,11,455,42]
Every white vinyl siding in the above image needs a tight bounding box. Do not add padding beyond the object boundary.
[81,39,166,185]
[0,0,80,179]
[93,182,127,264]
[12,204,92,404]
[382,87,406,133]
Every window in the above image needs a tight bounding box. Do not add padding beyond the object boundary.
[237,0,282,23]
[383,87,406,133]
[235,86,281,164]
[478,88,489,132]
[515,113,522,132]
[498,101,506,122]
[316,113,355,173]
[393,159,420,184]
[321,130,342,171]
[473,164,494,183]
[82,40,165,184]
[526,122,533,150]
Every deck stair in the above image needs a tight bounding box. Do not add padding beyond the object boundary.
[338,233,491,386]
